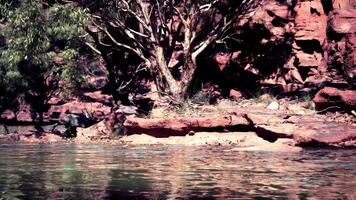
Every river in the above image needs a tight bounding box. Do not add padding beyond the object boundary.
[0,143,355,199]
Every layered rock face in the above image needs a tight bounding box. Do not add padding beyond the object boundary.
[214,0,355,96]
[327,2,356,85]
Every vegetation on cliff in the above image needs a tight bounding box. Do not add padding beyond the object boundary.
[0,0,89,128]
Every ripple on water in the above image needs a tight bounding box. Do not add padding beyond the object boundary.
[0,143,355,199]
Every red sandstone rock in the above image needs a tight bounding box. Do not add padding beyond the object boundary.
[48,97,65,105]
[83,91,114,106]
[333,0,356,10]
[77,121,111,140]
[327,8,356,80]
[295,51,324,68]
[282,83,302,93]
[293,0,328,79]
[254,115,356,148]
[0,110,15,121]
[48,101,110,121]
[313,87,356,112]
[87,77,108,90]
[328,9,356,35]
[294,1,327,43]
[229,89,243,101]
[16,111,33,123]
[233,108,355,146]
[124,114,250,137]
[292,121,356,148]
[121,132,302,152]
[265,2,290,20]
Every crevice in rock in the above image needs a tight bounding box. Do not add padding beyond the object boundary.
[295,40,323,54]
[298,67,312,81]
[327,26,344,42]
[321,0,333,15]
[310,7,321,16]
[271,17,289,27]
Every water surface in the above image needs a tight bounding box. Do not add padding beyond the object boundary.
[0,143,355,199]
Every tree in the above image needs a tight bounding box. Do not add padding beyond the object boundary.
[0,0,88,132]
[85,0,259,101]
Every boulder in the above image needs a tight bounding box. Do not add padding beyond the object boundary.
[267,101,280,110]
[292,121,356,148]
[313,87,356,112]
[82,91,114,106]
[328,9,356,35]
[259,122,356,148]
[77,121,112,140]
[229,89,243,101]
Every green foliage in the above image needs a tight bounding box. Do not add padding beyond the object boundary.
[1,0,88,86]
[0,0,89,121]
[0,0,20,19]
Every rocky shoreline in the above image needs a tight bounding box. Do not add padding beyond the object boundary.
[1,0,355,151]
[1,96,355,151]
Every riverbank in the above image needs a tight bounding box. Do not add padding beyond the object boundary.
[1,98,355,151]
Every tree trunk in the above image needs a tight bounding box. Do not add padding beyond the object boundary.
[154,46,200,101]
[155,46,181,97]
[180,58,197,99]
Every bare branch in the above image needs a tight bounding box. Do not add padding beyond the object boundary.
[173,6,188,26]
[112,20,149,38]
[198,0,219,12]
[118,79,133,91]
[136,0,151,26]
[119,0,151,33]
[192,34,217,65]
[101,28,150,65]
[85,42,101,55]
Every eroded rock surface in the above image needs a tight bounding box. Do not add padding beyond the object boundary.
[313,87,356,112]
[124,114,251,137]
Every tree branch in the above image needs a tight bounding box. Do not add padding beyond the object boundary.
[119,0,151,33]
[101,27,150,66]
[85,42,101,55]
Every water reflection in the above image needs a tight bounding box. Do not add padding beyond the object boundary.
[0,144,355,199]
